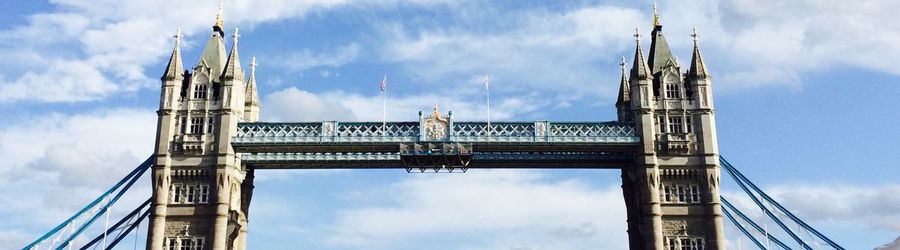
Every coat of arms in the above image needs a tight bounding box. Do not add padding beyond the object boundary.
[423,104,448,141]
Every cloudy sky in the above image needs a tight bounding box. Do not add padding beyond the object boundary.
[1,0,899,249]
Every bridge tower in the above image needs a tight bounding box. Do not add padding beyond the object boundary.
[149,6,259,250]
[616,8,725,250]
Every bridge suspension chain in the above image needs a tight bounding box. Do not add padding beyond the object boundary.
[24,156,153,250]
[721,197,791,249]
[719,156,845,250]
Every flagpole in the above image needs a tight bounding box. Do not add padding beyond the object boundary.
[485,75,491,138]
[382,74,387,137]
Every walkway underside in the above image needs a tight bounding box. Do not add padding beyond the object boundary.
[237,142,638,169]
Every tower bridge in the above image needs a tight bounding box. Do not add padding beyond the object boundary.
[23,4,847,250]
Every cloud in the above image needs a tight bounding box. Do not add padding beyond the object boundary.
[721,183,900,246]
[262,87,550,122]
[0,108,156,248]
[378,5,643,99]
[322,170,628,249]
[263,87,356,121]
[0,0,440,103]
[274,43,362,72]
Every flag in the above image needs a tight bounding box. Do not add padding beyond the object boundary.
[380,74,387,92]
[483,75,489,90]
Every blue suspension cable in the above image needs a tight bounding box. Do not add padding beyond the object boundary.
[723,202,767,250]
[78,198,151,250]
[720,157,844,250]
[54,157,152,250]
[721,197,792,249]
[719,158,811,249]
[23,156,152,250]
[103,207,150,250]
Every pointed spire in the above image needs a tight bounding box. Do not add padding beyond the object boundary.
[222,27,243,81]
[162,28,184,81]
[688,27,710,79]
[630,28,652,80]
[213,1,224,37]
[652,0,661,27]
[617,56,630,104]
[245,57,259,107]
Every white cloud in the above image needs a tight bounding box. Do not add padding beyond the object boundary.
[262,87,550,122]
[379,5,643,99]
[274,43,361,72]
[322,170,628,249]
[0,108,156,248]
[0,0,443,103]
[263,87,356,121]
[721,183,900,248]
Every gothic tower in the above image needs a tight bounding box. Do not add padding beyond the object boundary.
[616,5,725,249]
[149,5,260,250]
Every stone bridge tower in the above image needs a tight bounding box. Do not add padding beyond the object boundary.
[148,7,260,250]
[616,9,725,250]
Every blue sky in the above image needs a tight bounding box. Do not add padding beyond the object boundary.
[1,0,899,249]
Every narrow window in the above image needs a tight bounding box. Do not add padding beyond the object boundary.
[190,117,204,134]
[685,116,694,133]
[207,117,215,133]
[663,185,672,202]
[668,117,684,134]
[193,85,208,99]
[668,238,677,250]
[179,117,187,134]
[681,239,692,250]
[658,115,666,133]
[186,185,196,204]
[180,239,193,250]
[690,185,701,203]
[172,184,183,204]
[167,239,177,250]
[195,238,204,250]
[693,238,705,250]
[199,185,210,204]
[677,185,686,203]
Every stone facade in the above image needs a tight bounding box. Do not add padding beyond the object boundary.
[148,10,260,250]
[616,13,725,250]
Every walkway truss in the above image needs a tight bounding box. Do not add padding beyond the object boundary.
[23,123,846,250]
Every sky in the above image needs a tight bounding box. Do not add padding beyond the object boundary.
[1,0,899,249]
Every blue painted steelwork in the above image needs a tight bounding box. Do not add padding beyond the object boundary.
[721,197,791,249]
[721,157,812,249]
[722,204,768,250]
[24,156,152,250]
[78,198,151,250]
[721,157,844,250]
[233,121,639,145]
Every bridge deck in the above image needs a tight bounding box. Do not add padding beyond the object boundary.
[233,121,640,169]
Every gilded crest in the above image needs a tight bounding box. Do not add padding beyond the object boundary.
[423,104,449,141]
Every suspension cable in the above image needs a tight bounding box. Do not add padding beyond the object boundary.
[723,203,767,249]
[721,197,791,249]
[720,158,811,249]
[721,157,844,250]
[24,156,152,250]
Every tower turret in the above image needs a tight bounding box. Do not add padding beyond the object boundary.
[616,56,632,122]
[243,57,260,122]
